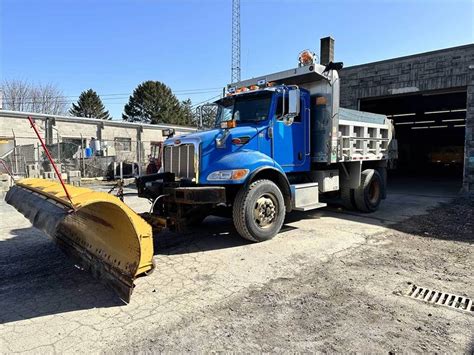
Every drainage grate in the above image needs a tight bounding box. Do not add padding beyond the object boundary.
[407,285,473,314]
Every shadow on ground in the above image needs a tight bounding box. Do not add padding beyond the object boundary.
[154,216,298,256]
[0,219,260,324]
[284,175,473,244]
[0,227,123,324]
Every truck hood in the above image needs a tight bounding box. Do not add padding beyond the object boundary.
[164,125,265,184]
[170,126,261,154]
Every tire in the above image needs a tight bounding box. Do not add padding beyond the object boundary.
[233,179,286,242]
[354,169,382,213]
[340,185,356,210]
[376,167,387,199]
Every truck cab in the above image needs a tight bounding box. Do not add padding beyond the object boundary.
[137,57,396,242]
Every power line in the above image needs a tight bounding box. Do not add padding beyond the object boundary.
[0,87,224,101]
[190,94,222,108]
[1,90,223,105]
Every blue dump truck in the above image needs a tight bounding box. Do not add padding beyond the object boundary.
[137,54,397,242]
[5,52,398,301]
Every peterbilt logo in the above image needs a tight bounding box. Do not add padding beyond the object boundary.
[174,139,181,145]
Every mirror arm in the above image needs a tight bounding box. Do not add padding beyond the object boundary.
[282,91,285,117]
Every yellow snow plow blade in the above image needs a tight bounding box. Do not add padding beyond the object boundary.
[5,178,154,302]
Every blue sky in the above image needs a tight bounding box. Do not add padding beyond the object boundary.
[1,0,473,119]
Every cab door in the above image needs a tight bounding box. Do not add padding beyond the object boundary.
[272,92,310,172]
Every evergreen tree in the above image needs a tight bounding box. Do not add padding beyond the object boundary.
[70,89,111,119]
[180,98,194,126]
[122,81,191,125]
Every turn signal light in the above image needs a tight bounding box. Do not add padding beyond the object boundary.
[316,96,327,106]
[221,120,237,129]
[231,169,248,180]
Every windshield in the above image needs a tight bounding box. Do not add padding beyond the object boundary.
[215,92,273,127]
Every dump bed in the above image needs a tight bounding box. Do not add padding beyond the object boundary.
[230,63,395,164]
[337,108,394,162]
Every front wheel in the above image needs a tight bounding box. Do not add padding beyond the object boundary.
[233,179,286,242]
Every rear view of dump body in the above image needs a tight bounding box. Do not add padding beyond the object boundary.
[6,178,154,302]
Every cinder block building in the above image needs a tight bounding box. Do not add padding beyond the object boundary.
[325,40,474,193]
[0,110,196,176]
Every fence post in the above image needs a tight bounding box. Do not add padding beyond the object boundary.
[80,134,85,176]
[57,130,61,164]
[12,129,18,174]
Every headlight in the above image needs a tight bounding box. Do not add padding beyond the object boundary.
[207,169,249,181]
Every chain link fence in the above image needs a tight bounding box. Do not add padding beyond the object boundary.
[0,136,161,180]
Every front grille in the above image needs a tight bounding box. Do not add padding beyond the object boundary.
[163,144,196,180]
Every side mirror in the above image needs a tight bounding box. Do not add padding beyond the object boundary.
[288,89,300,117]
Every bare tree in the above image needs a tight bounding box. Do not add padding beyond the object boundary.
[1,80,67,115]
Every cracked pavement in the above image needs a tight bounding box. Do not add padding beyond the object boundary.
[0,177,468,353]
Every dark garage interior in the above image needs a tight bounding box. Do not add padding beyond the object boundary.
[360,90,467,184]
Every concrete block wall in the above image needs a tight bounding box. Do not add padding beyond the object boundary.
[0,173,13,193]
[464,66,474,193]
[0,116,47,146]
[339,45,474,109]
[141,129,164,159]
[55,120,97,141]
[101,126,139,162]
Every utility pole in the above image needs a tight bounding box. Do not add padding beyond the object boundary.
[231,0,241,83]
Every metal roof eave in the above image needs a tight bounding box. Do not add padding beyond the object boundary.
[0,110,197,132]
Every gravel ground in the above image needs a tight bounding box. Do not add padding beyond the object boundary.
[1,180,472,353]
[122,196,474,353]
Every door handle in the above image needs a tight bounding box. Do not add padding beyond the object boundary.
[268,126,273,139]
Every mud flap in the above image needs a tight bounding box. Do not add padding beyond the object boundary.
[5,178,154,303]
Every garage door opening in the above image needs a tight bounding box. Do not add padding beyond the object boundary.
[360,90,466,186]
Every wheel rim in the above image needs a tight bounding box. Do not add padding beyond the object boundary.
[253,193,277,229]
[368,178,381,205]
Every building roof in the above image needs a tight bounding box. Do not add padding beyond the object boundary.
[342,43,474,70]
[0,110,198,132]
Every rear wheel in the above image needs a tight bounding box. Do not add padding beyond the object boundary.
[340,185,356,210]
[354,169,382,212]
[233,179,286,242]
